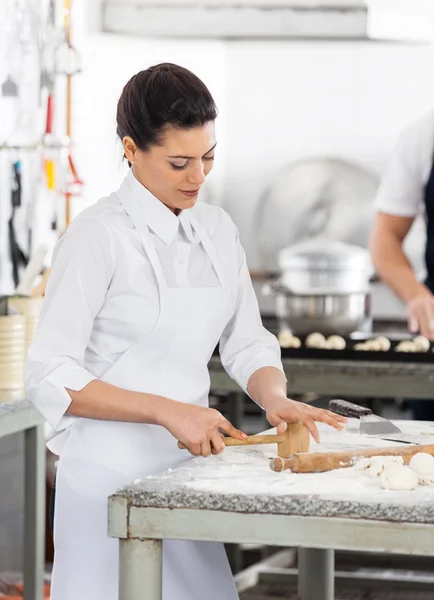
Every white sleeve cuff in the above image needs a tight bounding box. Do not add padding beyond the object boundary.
[27,362,97,431]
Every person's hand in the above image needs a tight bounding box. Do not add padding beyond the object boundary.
[407,289,434,340]
[159,401,247,457]
[264,395,347,443]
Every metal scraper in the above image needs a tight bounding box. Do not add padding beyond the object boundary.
[329,399,402,436]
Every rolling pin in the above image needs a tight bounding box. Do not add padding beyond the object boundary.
[178,422,310,458]
[270,444,434,473]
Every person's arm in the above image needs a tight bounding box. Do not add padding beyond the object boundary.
[219,219,346,442]
[370,116,434,338]
[246,367,346,443]
[25,214,244,457]
[370,212,422,302]
[67,379,246,457]
[370,213,434,338]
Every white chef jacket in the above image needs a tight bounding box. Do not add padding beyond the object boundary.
[375,110,434,217]
[25,170,284,432]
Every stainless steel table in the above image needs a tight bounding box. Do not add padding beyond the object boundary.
[0,398,46,600]
[210,356,434,398]
[108,421,434,600]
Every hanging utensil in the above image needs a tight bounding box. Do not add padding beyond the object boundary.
[15,243,49,296]
[8,159,29,288]
[61,0,82,229]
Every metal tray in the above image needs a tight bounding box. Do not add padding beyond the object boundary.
[280,337,434,363]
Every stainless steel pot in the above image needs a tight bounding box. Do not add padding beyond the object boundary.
[263,241,373,335]
[268,285,371,336]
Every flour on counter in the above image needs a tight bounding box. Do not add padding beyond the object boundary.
[132,420,434,506]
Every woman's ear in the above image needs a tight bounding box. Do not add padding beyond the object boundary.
[123,136,137,165]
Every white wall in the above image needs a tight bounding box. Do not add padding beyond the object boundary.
[72,27,434,272]
[223,40,434,268]
[72,0,227,214]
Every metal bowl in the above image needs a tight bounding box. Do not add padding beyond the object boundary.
[267,286,371,336]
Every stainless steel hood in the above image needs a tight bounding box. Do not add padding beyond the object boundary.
[102,0,434,42]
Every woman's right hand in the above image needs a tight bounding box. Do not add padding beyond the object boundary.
[159,400,247,457]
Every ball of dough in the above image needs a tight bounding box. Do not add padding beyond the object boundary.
[409,452,434,476]
[305,332,326,349]
[364,339,382,351]
[354,343,369,351]
[289,336,301,349]
[326,335,346,350]
[375,336,391,352]
[278,331,301,348]
[355,455,403,477]
[380,464,418,490]
[396,341,417,352]
[413,336,430,352]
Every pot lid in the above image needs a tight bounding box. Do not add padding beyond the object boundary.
[278,240,372,272]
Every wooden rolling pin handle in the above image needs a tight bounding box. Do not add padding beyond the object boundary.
[270,444,434,474]
[178,433,286,451]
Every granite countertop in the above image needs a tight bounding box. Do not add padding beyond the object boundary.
[115,420,434,524]
[0,397,34,419]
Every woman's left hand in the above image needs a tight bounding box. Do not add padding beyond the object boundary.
[264,396,347,443]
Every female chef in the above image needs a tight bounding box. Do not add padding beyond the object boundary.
[25,63,345,600]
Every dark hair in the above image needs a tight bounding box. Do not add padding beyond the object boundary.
[116,63,217,163]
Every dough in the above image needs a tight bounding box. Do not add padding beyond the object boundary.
[355,455,403,477]
[326,335,346,350]
[418,475,434,486]
[380,463,418,490]
[364,339,382,351]
[375,336,391,352]
[278,331,301,348]
[354,343,369,351]
[409,452,434,476]
[396,341,417,352]
[413,336,430,352]
[305,332,326,349]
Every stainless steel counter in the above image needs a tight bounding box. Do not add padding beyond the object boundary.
[209,356,434,399]
[0,399,46,600]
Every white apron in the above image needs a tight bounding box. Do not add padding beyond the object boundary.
[50,190,239,600]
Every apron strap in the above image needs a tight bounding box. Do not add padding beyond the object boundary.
[117,192,168,290]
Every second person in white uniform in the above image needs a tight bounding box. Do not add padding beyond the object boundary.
[25,63,346,599]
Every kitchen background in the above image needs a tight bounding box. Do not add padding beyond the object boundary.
[2,0,434,591]
[3,1,434,310]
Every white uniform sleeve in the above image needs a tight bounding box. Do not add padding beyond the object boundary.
[219,224,285,394]
[375,117,432,217]
[25,216,114,431]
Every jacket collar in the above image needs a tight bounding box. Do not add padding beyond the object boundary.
[119,169,195,245]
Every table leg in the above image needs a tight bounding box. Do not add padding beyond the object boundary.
[119,538,162,600]
[227,391,245,574]
[24,424,46,600]
[298,548,334,600]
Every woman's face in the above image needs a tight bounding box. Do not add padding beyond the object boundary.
[124,122,216,213]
